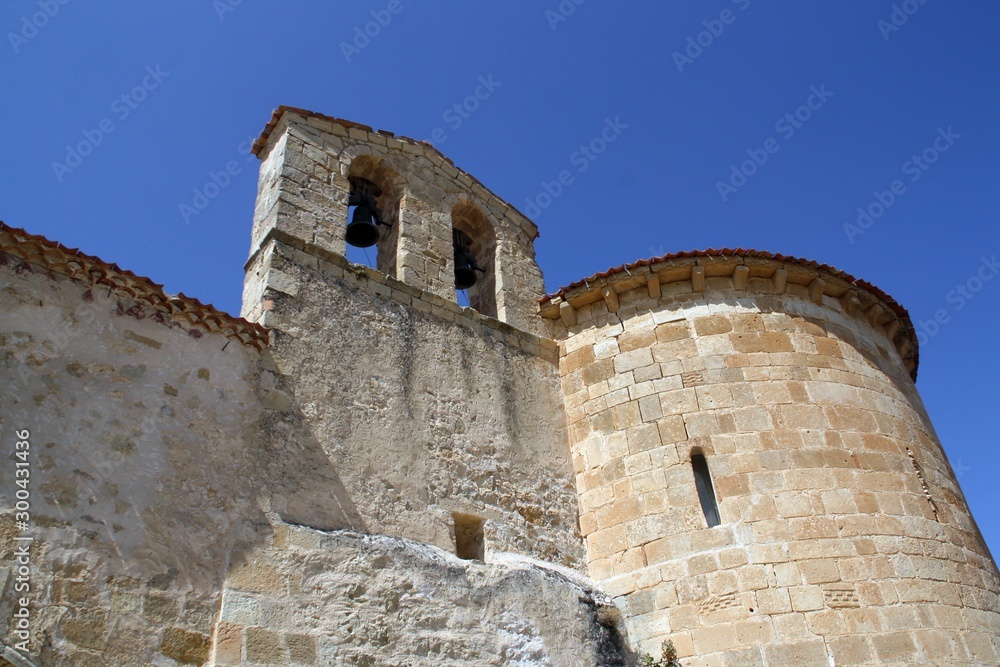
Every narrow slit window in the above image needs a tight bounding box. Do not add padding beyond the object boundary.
[691,453,721,527]
[907,448,939,521]
[453,513,485,561]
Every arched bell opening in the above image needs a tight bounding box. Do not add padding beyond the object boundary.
[451,202,497,318]
[346,177,384,249]
[344,156,401,278]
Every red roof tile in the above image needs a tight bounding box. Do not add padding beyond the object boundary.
[0,221,268,350]
[541,247,918,377]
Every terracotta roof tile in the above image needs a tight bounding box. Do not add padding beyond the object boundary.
[542,248,911,313]
[0,221,268,350]
[541,247,918,378]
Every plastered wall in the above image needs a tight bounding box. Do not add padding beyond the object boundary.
[0,261,264,665]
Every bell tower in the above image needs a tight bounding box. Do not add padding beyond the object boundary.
[234,103,593,580]
[218,106,631,664]
[242,106,545,337]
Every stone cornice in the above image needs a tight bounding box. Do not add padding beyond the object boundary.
[539,251,919,380]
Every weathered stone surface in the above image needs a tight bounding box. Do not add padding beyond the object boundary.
[0,261,263,665]
[2,110,998,667]
[249,237,583,568]
[554,269,1000,665]
[160,626,211,665]
[214,527,627,666]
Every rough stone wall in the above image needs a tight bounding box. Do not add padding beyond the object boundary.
[220,111,626,659]
[549,259,1000,666]
[0,107,634,665]
[0,223,630,666]
[245,109,546,337]
[210,522,627,667]
[0,260,265,665]
[243,235,584,569]
[10,105,998,666]
[0,234,627,667]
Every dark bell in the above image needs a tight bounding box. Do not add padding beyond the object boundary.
[454,248,479,290]
[346,205,380,248]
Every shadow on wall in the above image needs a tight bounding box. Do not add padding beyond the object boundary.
[249,350,368,534]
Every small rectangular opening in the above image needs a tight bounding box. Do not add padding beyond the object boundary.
[453,513,485,561]
[692,453,721,528]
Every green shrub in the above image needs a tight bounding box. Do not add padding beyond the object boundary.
[637,639,682,667]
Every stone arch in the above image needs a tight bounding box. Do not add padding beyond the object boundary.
[451,201,497,318]
[346,154,403,278]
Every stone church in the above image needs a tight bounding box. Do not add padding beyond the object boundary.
[1,106,998,666]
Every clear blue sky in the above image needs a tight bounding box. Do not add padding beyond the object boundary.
[3,1,998,557]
